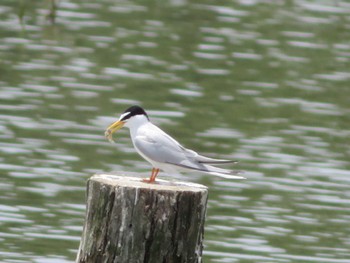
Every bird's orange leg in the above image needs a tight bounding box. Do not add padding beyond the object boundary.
[150,168,159,183]
[142,168,160,183]
[142,168,155,183]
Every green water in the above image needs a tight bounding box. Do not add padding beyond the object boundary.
[1,0,350,262]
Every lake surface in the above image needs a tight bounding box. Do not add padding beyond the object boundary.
[1,0,350,262]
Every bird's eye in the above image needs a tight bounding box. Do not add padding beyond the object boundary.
[119,112,131,121]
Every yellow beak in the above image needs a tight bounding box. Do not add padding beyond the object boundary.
[105,120,125,143]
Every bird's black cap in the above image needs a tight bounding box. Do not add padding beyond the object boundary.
[121,105,149,121]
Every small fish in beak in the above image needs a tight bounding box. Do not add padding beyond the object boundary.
[104,120,125,143]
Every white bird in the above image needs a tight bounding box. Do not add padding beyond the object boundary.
[105,105,244,183]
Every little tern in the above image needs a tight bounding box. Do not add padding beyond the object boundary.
[105,105,244,183]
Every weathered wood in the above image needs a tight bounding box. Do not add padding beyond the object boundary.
[76,173,208,263]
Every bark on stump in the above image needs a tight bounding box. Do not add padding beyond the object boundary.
[76,173,208,263]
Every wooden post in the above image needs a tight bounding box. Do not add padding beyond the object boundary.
[76,173,208,263]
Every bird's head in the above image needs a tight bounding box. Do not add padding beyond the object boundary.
[105,105,149,142]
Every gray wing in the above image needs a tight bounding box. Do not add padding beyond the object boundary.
[133,126,236,167]
[134,133,243,179]
[134,130,195,167]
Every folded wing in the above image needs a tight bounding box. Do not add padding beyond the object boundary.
[134,127,244,179]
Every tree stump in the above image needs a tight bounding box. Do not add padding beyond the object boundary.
[76,173,208,263]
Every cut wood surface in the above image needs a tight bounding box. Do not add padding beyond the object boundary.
[76,173,208,263]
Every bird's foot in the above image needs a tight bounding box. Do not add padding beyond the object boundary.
[142,178,156,183]
[142,168,160,183]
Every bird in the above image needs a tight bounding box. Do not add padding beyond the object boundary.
[105,105,244,183]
